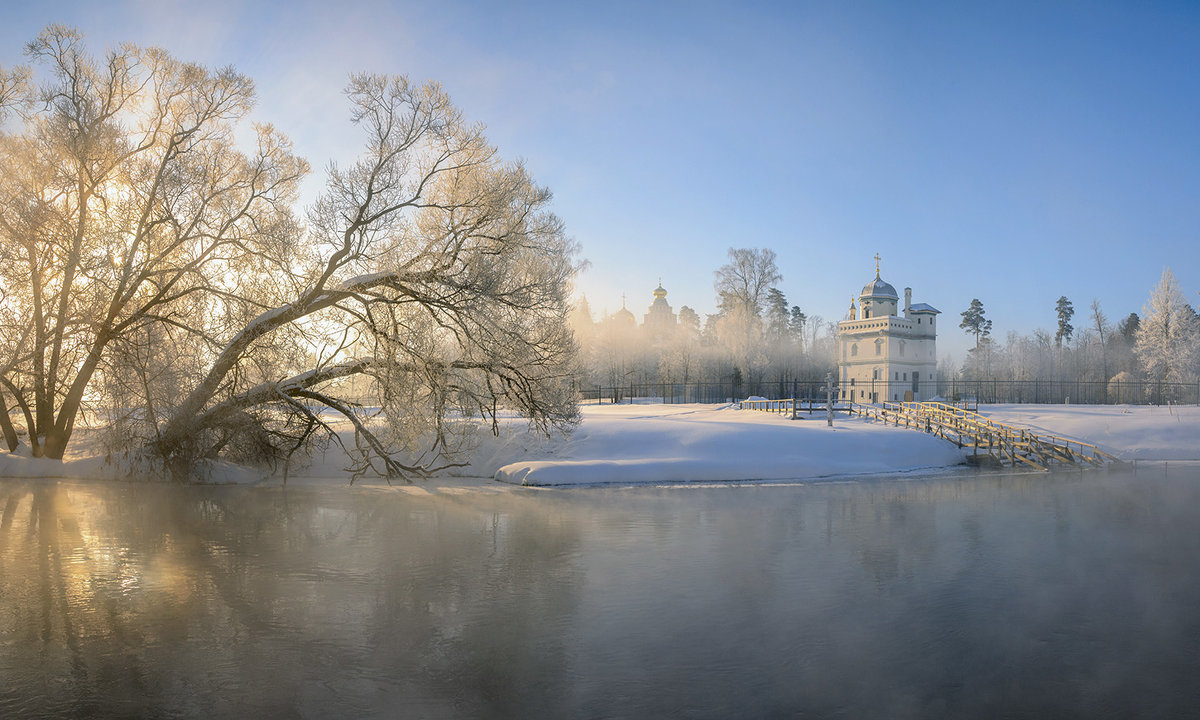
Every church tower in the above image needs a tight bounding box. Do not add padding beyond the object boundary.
[642,280,676,342]
[837,256,940,403]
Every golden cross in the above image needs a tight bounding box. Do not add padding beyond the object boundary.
[874,253,881,275]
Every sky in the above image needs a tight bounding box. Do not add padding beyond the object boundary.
[2,0,1199,360]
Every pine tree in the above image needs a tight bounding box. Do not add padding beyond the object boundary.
[960,299,992,351]
[765,288,790,341]
[789,306,807,348]
[1055,296,1074,349]
[1118,313,1140,345]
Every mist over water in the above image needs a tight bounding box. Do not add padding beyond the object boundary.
[2,469,1199,719]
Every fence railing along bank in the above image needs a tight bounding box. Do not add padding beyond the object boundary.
[578,378,1200,406]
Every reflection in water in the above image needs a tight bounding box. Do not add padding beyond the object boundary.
[2,470,1200,718]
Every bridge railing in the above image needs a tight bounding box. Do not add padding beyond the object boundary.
[738,398,798,415]
[849,400,1119,469]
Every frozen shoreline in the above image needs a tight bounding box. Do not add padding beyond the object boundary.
[2,403,1198,486]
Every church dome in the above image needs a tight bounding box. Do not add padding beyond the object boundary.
[653,283,667,300]
[860,273,898,300]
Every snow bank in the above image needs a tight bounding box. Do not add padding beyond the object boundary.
[980,404,1200,462]
[493,404,965,486]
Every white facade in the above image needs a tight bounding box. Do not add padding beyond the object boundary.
[838,268,939,403]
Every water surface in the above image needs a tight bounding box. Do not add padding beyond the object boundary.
[2,468,1199,718]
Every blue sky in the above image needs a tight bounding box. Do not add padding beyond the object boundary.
[3,0,1199,359]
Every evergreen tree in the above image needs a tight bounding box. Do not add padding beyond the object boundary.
[765,288,790,341]
[1055,296,1075,349]
[959,299,992,350]
[789,306,807,346]
[677,306,701,337]
[1118,313,1140,345]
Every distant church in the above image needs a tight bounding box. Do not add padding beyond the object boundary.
[838,257,940,403]
[642,281,677,342]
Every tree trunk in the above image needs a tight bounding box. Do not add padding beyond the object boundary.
[0,391,19,452]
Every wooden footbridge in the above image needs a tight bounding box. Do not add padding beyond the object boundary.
[852,401,1122,470]
[740,398,1120,471]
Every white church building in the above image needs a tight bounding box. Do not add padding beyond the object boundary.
[838,258,940,403]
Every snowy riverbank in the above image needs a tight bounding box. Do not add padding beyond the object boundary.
[487,402,1200,486]
[2,403,1198,485]
[489,403,965,486]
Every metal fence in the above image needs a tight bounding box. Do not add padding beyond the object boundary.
[936,378,1200,405]
[579,380,835,405]
[579,378,1200,406]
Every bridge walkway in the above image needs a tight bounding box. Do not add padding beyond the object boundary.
[849,401,1120,470]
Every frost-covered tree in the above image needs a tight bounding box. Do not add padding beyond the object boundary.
[0,27,580,478]
[714,248,781,317]
[712,248,781,381]
[1090,299,1109,382]
[0,63,29,114]
[677,306,701,339]
[1135,268,1199,394]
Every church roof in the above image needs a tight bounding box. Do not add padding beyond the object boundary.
[860,273,899,300]
[612,307,636,324]
[908,303,940,314]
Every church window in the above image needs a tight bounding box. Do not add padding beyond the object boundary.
[894,371,899,381]
[875,339,883,356]
[851,343,858,357]
[903,372,908,381]
[850,378,855,386]
[899,341,905,356]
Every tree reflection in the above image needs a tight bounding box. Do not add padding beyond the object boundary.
[0,482,586,718]
[3,471,1200,719]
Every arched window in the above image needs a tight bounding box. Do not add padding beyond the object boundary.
[875,339,883,356]
[851,343,858,357]
[899,340,906,357]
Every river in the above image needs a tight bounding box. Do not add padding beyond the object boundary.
[2,467,1199,718]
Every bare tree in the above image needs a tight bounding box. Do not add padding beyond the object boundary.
[0,28,580,480]
[1090,299,1109,383]
[0,26,305,459]
[0,63,30,115]
[712,248,781,382]
[713,247,781,317]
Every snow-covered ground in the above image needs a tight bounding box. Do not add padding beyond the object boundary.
[489,403,965,486]
[2,403,1197,486]
[487,402,1200,486]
